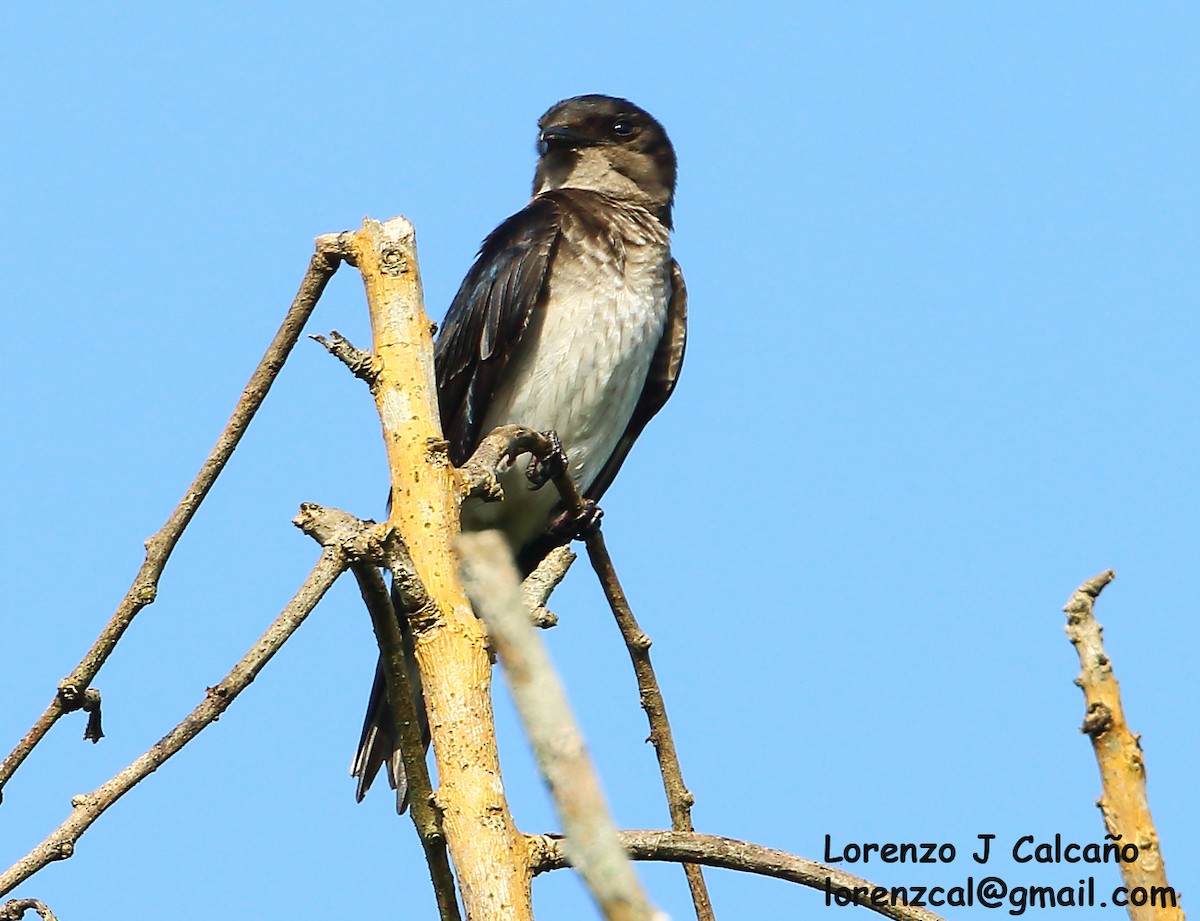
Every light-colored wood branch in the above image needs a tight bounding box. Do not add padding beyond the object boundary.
[311,329,377,384]
[1064,571,1183,921]
[459,531,663,921]
[530,830,947,921]
[522,545,575,629]
[330,218,532,920]
[0,523,348,898]
[1,898,59,921]
[0,243,342,802]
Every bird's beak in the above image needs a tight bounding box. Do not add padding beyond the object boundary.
[538,125,595,150]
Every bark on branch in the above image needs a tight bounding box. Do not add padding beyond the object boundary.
[582,530,713,919]
[325,218,533,919]
[0,899,59,921]
[1063,571,1182,921]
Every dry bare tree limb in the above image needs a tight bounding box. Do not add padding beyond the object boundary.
[323,514,460,921]
[1064,571,1183,921]
[0,898,59,921]
[582,532,715,920]
[522,546,575,629]
[349,562,460,921]
[530,831,948,921]
[0,530,348,898]
[458,531,664,921]
[457,422,713,918]
[333,217,532,920]
[296,500,462,921]
[311,329,378,385]
[0,242,342,803]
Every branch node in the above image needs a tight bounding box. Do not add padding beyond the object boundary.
[311,330,378,385]
[132,580,158,605]
[379,245,410,276]
[522,546,575,629]
[315,230,358,266]
[1080,702,1112,737]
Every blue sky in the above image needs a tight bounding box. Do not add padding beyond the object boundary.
[2,3,1196,917]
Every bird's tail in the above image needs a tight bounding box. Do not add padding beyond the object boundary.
[351,582,428,814]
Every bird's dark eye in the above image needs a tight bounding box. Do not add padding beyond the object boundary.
[611,118,639,139]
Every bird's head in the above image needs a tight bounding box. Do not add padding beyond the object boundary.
[533,95,676,228]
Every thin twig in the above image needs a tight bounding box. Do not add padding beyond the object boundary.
[582,532,714,920]
[1064,571,1182,921]
[0,243,342,802]
[459,531,664,921]
[311,330,378,386]
[0,898,59,921]
[0,527,348,897]
[529,830,948,921]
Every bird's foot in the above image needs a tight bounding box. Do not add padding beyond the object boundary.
[547,500,604,543]
[525,430,568,490]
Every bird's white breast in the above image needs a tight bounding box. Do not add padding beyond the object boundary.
[465,205,671,550]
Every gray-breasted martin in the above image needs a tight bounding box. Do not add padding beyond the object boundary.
[353,94,687,809]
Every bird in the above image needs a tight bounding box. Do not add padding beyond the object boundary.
[352,94,687,811]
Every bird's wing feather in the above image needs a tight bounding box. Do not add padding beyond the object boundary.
[435,195,563,464]
[584,258,687,500]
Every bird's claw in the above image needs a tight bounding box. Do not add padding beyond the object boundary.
[547,500,604,542]
[525,430,568,490]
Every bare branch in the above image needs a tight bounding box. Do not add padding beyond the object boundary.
[1,898,59,921]
[459,532,663,921]
[522,546,575,629]
[0,529,348,897]
[345,217,532,919]
[316,518,460,921]
[0,242,342,802]
[530,830,948,921]
[582,532,714,919]
[311,329,378,386]
[1064,571,1182,921]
